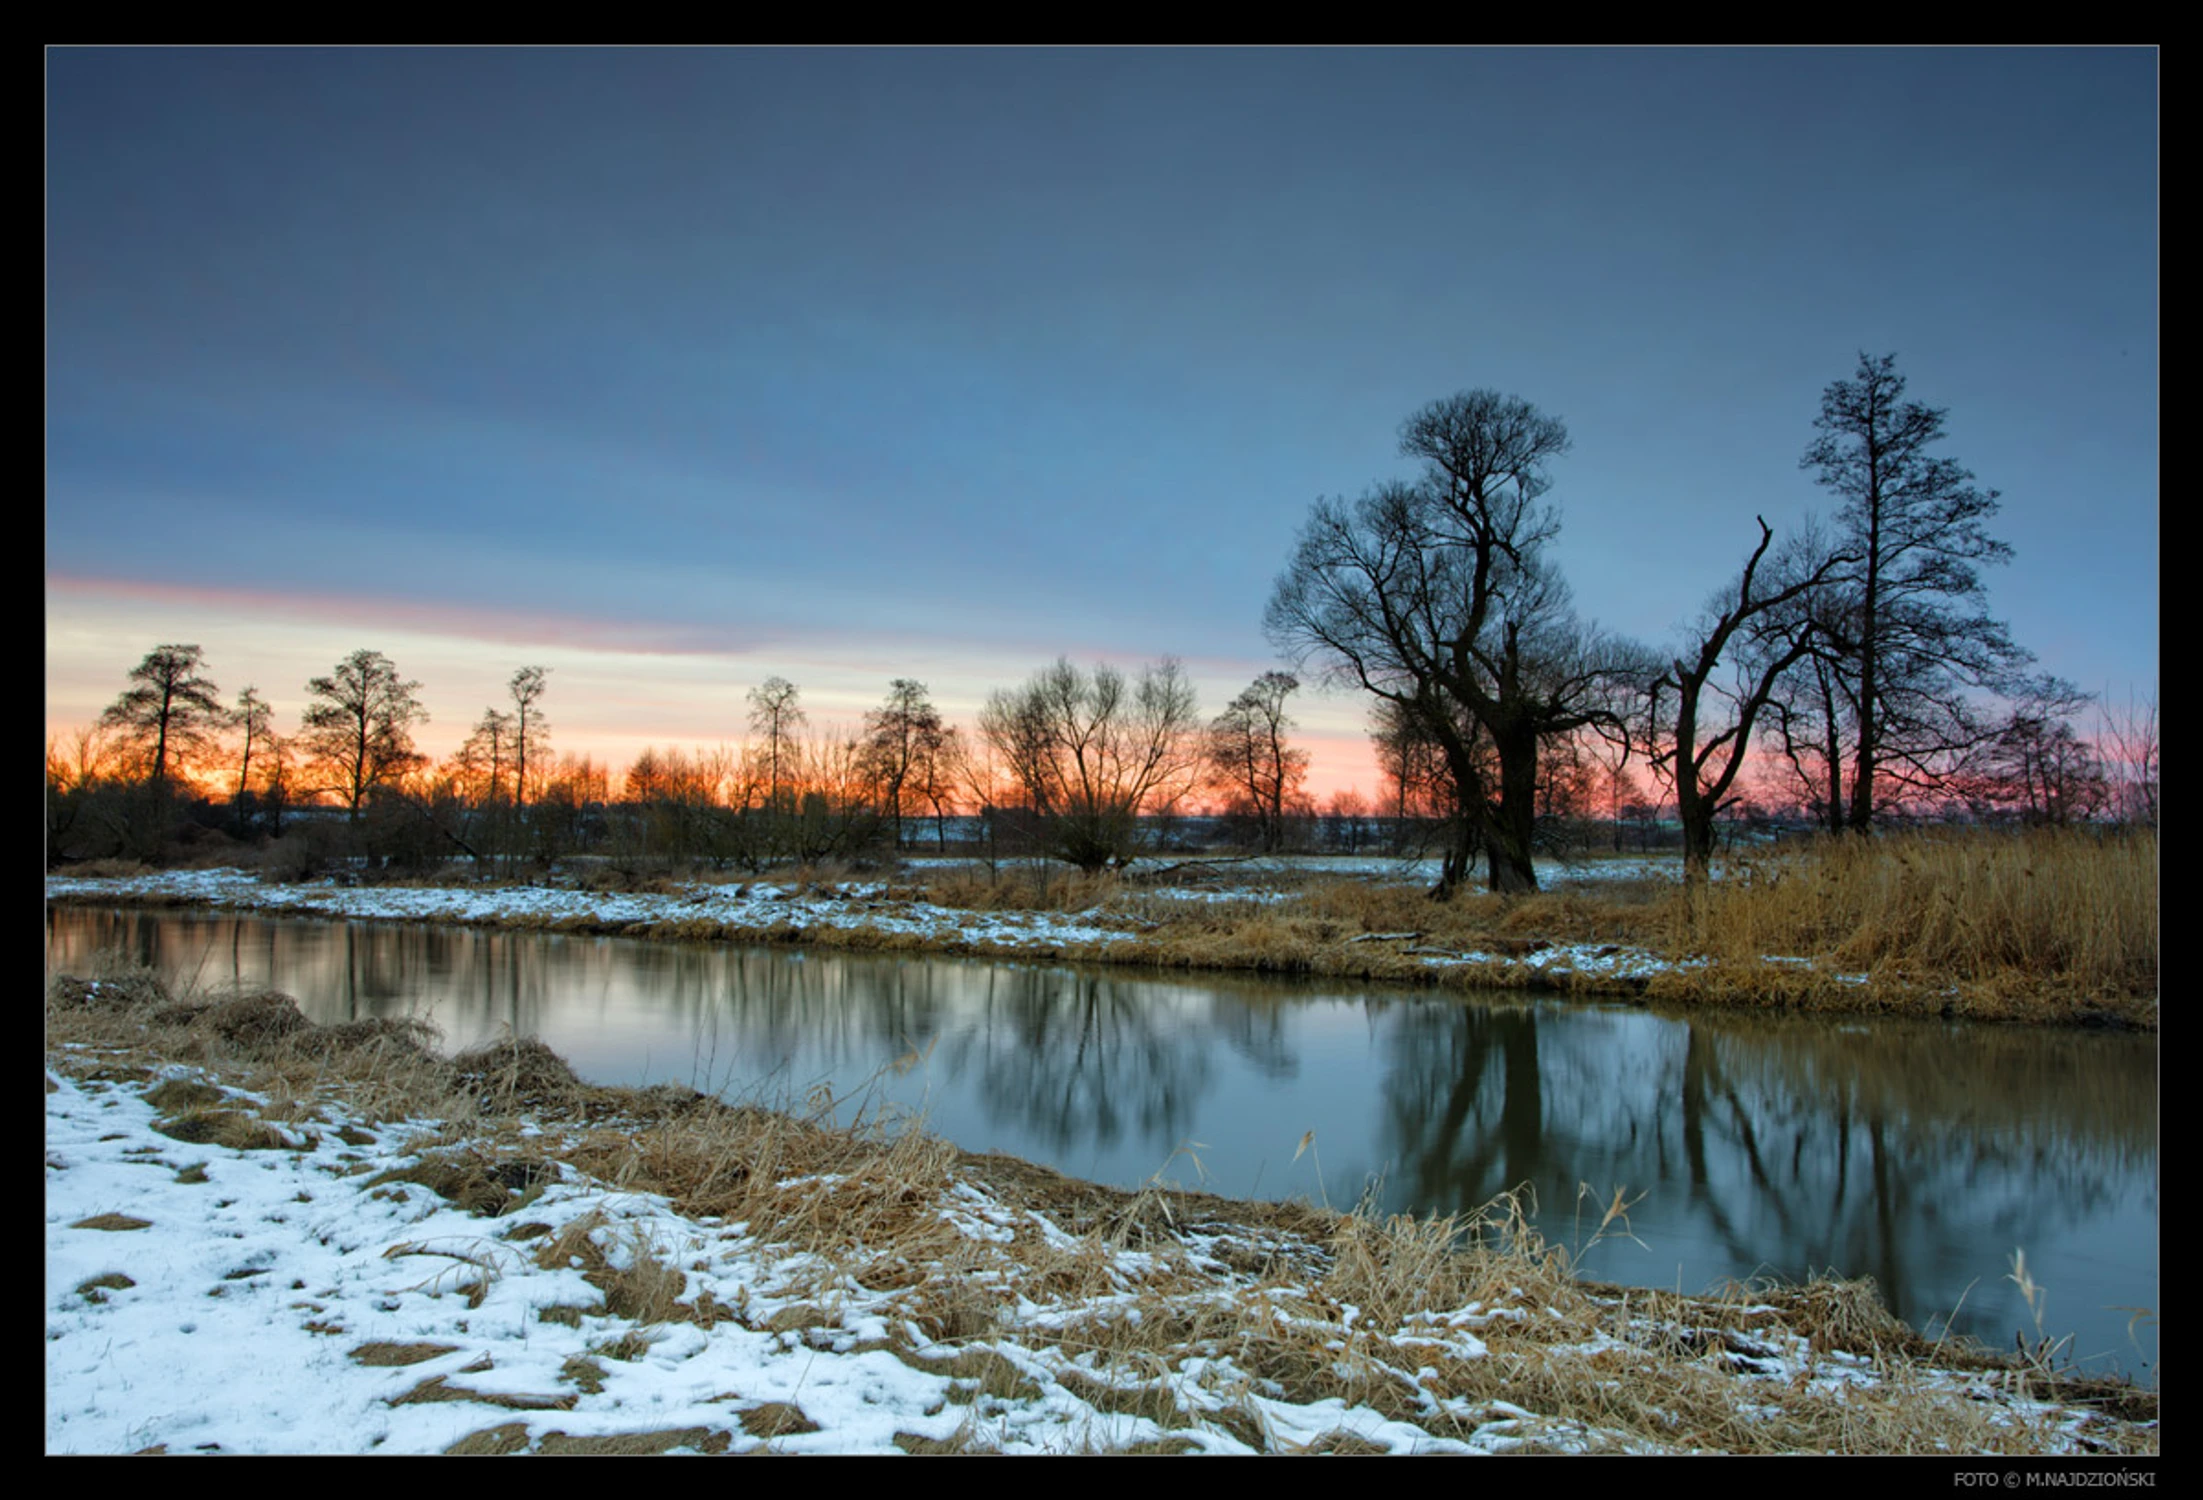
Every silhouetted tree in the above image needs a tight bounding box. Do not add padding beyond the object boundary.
[2096,691,2158,830]
[1206,671,1309,852]
[1649,517,1855,891]
[508,666,550,814]
[228,685,280,836]
[301,649,428,823]
[1798,353,2031,831]
[980,658,1203,871]
[1268,391,1647,896]
[457,708,515,807]
[1965,676,2107,826]
[747,677,805,814]
[1322,786,1371,854]
[865,679,947,850]
[98,644,229,791]
[46,725,119,864]
[1370,695,1482,868]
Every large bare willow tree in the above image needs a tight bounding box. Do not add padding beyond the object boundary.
[1268,391,1646,897]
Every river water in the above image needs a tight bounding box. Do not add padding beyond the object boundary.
[46,902,2159,1382]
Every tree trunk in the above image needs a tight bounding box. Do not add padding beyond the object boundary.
[1428,826,1477,902]
[1678,799,1716,928]
[1487,726,1540,894]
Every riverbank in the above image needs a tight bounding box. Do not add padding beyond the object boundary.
[45,832,2159,1029]
[45,963,2157,1456]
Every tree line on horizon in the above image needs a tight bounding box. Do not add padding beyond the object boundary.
[45,643,1335,876]
[46,355,2157,892]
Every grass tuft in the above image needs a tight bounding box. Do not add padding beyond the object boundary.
[442,1422,532,1455]
[533,1427,733,1455]
[451,1036,586,1112]
[349,1341,460,1367]
[737,1401,821,1439]
[152,1108,295,1151]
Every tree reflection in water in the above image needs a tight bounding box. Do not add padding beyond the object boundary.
[48,905,2155,1378]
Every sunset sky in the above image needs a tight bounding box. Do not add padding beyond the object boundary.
[46,48,2158,805]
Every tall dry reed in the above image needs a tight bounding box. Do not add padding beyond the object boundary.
[1689,829,2157,997]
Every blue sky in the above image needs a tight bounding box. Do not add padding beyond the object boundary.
[46,47,2158,800]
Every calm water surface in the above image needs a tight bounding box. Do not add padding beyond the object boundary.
[47,903,2159,1382]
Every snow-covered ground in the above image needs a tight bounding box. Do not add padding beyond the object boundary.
[45,867,1135,950]
[46,1062,1005,1455]
[37,1057,1652,1455]
[45,1053,2144,1456]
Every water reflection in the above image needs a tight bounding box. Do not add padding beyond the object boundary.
[46,904,2156,1380]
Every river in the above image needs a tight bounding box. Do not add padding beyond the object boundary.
[46,901,2159,1383]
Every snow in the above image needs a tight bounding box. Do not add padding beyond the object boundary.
[46,1056,2142,1456]
[44,868,1138,953]
[40,1061,1530,1454]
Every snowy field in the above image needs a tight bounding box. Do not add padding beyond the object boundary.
[45,1052,2143,1456]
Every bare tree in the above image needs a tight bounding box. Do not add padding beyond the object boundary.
[1964,676,2108,826]
[864,679,948,851]
[622,743,746,868]
[228,685,282,835]
[457,708,515,807]
[1799,353,2031,831]
[1268,391,1647,897]
[948,726,1013,869]
[1649,518,1855,892]
[98,644,229,791]
[747,677,805,813]
[788,727,885,864]
[1322,786,1371,854]
[508,666,550,813]
[2096,690,2159,830]
[527,750,610,863]
[912,719,967,852]
[979,657,1203,871]
[46,724,117,864]
[1370,693,1483,866]
[301,649,428,823]
[1206,671,1309,852]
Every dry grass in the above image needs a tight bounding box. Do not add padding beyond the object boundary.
[1680,829,2157,1015]
[143,1078,226,1112]
[532,1426,733,1455]
[388,1375,577,1412]
[442,1423,532,1456]
[349,1341,460,1367]
[69,1214,152,1232]
[888,835,2155,1025]
[151,1108,298,1151]
[58,858,156,880]
[451,1036,588,1113]
[918,865,1129,914]
[737,1401,821,1438]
